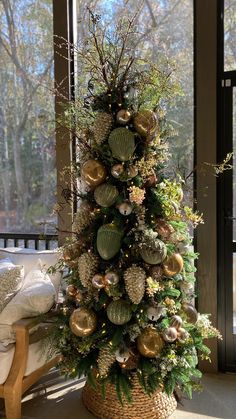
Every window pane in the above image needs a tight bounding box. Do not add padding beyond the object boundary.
[233,88,236,240]
[0,0,56,234]
[224,0,236,71]
[76,0,194,205]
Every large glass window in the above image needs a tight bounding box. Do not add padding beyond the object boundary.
[0,0,56,234]
[224,0,236,71]
[76,0,194,203]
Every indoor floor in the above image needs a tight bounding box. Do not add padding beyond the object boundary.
[0,370,235,419]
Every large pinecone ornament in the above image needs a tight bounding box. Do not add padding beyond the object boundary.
[93,112,113,145]
[78,252,99,289]
[97,345,116,377]
[72,204,93,234]
[124,265,146,304]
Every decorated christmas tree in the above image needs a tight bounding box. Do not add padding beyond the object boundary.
[55,11,221,418]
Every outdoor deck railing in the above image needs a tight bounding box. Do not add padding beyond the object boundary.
[0,233,58,250]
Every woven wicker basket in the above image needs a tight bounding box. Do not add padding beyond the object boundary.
[82,374,177,419]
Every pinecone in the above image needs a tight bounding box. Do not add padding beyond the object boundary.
[72,206,93,234]
[97,345,116,377]
[78,252,99,289]
[93,112,113,145]
[124,265,146,304]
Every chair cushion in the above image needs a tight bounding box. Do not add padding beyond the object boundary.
[0,269,55,327]
[0,247,62,296]
[0,258,24,313]
[0,340,56,385]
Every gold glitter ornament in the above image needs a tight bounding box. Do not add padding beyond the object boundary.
[72,204,94,234]
[97,345,116,377]
[116,109,132,125]
[137,327,164,358]
[93,112,113,145]
[133,110,157,137]
[81,159,107,189]
[124,265,146,304]
[69,307,97,337]
[78,252,99,289]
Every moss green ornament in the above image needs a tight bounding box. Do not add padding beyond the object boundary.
[94,183,119,207]
[108,128,135,161]
[140,238,167,265]
[107,299,132,325]
[97,224,123,260]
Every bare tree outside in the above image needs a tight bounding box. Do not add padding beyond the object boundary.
[76,0,194,202]
[0,0,56,234]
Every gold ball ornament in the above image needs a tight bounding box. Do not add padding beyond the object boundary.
[182,303,198,324]
[111,163,124,178]
[137,327,164,358]
[162,327,178,343]
[74,291,84,303]
[133,110,157,138]
[118,201,133,216]
[104,271,119,286]
[81,159,107,189]
[92,274,106,289]
[66,284,78,298]
[163,253,184,277]
[69,308,97,337]
[116,109,132,125]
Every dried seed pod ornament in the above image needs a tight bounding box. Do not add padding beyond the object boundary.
[78,252,99,288]
[124,265,146,304]
[93,112,113,145]
[97,345,116,377]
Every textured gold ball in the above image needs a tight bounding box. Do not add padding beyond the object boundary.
[66,284,77,298]
[69,308,97,337]
[81,159,107,188]
[163,253,184,277]
[111,163,124,178]
[116,109,132,125]
[133,110,157,137]
[137,327,164,358]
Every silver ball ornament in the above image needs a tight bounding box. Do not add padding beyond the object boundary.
[177,327,190,343]
[104,271,119,286]
[118,201,133,216]
[170,315,183,330]
[92,274,105,289]
[111,164,124,178]
[162,327,178,343]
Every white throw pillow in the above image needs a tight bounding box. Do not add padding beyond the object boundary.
[0,258,24,313]
[0,248,62,297]
[0,269,55,326]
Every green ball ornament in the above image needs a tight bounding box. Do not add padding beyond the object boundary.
[140,238,167,265]
[97,224,123,260]
[94,183,119,207]
[108,128,135,161]
[107,299,132,325]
